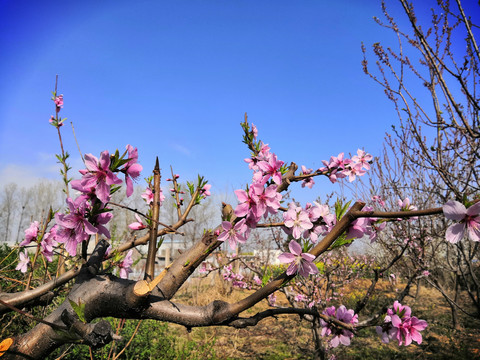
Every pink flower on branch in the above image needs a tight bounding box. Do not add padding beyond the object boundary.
[141,187,154,204]
[305,202,323,223]
[234,187,257,219]
[251,123,258,139]
[376,301,427,346]
[200,184,211,198]
[301,165,315,189]
[250,183,281,219]
[345,209,379,241]
[278,240,318,277]
[79,151,122,204]
[16,249,30,273]
[257,153,284,185]
[94,211,113,239]
[320,155,348,183]
[398,198,417,212]
[319,151,371,184]
[217,219,250,250]
[49,115,64,127]
[397,197,418,221]
[129,214,147,231]
[54,94,64,112]
[19,221,40,247]
[41,226,58,262]
[327,152,349,170]
[283,203,313,239]
[55,196,98,257]
[343,163,366,182]
[443,200,480,243]
[256,142,271,162]
[118,250,134,279]
[351,149,373,170]
[123,145,143,197]
[320,305,358,348]
[141,187,165,206]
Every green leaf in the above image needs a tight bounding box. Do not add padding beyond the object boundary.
[68,299,86,323]
[156,237,165,250]
[334,199,351,221]
[186,181,195,196]
[110,185,122,195]
[329,233,354,250]
[262,270,272,286]
[280,164,289,175]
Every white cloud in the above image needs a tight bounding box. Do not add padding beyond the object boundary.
[0,164,47,188]
[169,142,191,157]
[0,152,84,189]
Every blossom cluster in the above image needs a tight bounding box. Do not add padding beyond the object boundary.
[320,305,358,348]
[222,264,250,289]
[18,96,144,270]
[219,123,375,281]
[218,126,284,249]
[54,145,142,256]
[283,201,336,243]
[16,222,59,273]
[376,301,428,346]
[49,94,65,128]
[319,149,372,183]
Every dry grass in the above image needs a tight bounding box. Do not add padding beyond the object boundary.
[169,276,480,359]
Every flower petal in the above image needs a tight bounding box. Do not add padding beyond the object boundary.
[288,240,302,255]
[278,253,295,264]
[443,200,466,221]
[446,223,465,243]
[466,202,480,216]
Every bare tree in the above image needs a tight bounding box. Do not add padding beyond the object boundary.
[363,0,480,328]
[0,184,18,243]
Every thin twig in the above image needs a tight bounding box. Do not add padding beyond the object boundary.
[112,320,143,360]
[0,298,68,331]
[108,202,184,235]
[70,121,84,163]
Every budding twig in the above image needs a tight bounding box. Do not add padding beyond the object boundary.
[145,158,161,282]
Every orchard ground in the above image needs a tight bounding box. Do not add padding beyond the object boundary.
[41,275,480,359]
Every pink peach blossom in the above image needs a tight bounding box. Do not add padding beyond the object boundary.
[129,214,147,230]
[19,221,39,246]
[80,151,122,204]
[443,200,480,243]
[16,249,30,273]
[123,145,143,197]
[278,240,318,277]
[217,219,250,250]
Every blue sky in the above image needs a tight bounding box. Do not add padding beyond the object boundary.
[0,0,472,205]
